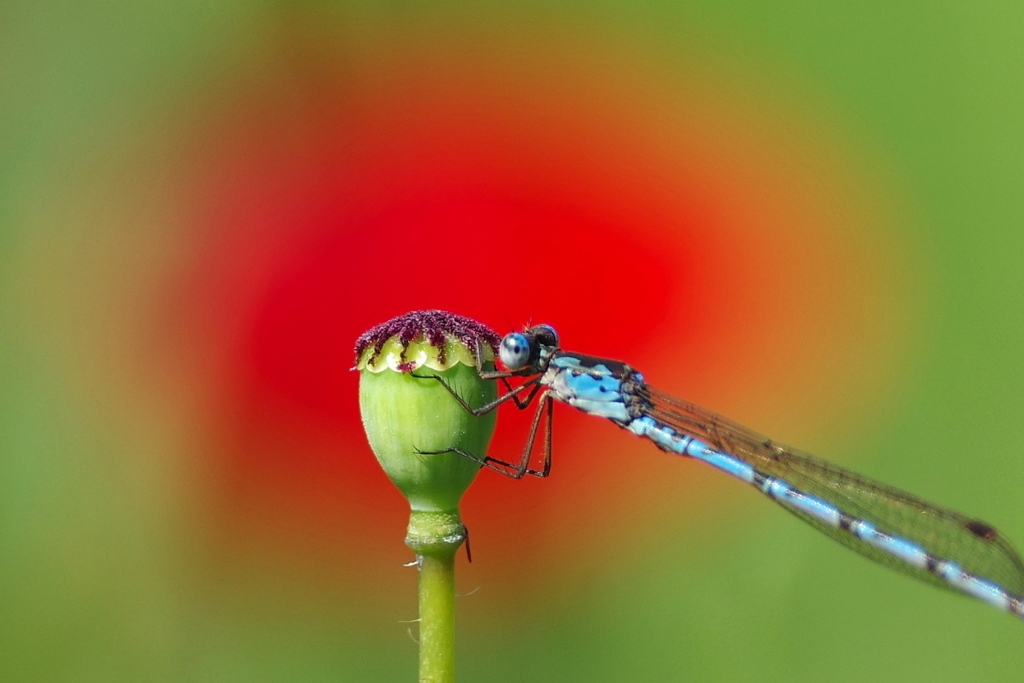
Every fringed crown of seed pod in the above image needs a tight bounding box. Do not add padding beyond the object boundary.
[356,309,499,373]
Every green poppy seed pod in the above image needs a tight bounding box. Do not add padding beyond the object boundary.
[355,310,499,555]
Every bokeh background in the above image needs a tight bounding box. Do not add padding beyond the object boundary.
[3,2,1024,681]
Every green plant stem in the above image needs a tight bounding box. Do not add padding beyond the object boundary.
[417,550,457,683]
[407,510,465,683]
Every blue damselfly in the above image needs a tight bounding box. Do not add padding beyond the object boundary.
[415,323,1024,621]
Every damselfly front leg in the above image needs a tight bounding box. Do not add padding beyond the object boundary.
[410,374,543,415]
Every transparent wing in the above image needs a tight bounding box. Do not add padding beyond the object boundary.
[645,386,1024,597]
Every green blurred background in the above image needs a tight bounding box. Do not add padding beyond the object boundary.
[2,2,1024,681]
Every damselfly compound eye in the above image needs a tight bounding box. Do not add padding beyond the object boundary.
[532,324,559,349]
[499,332,531,370]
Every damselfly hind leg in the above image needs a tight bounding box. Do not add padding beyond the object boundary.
[415,393,554,478]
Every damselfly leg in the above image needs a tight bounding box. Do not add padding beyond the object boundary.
[417,393,553,478]
[412,367,554,478]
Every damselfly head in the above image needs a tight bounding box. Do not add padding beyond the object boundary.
[499,324,560,370]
